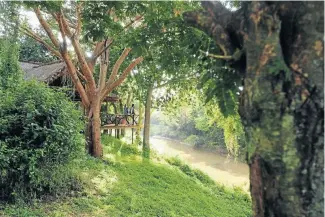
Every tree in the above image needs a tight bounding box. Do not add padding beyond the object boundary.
[93,2,199,157]
[184,1,324,216]
[0,2,21,89]
[20,2,144,157]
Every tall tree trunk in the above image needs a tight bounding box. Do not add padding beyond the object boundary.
[86,95,103,157]
[143,84,153,158]
[136,99,143,145]
[91,96,102,157]
[184,1,324,216]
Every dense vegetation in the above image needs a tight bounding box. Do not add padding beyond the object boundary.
[0,81,84,202]
[0,39,84,202]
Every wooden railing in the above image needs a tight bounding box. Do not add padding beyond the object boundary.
[100,113,139,126]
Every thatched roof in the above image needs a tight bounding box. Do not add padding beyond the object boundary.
[19,61,66,83]
[19,61,119,102]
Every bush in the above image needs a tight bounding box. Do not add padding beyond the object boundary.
[0,81,84,202]
[184,134,199,146]
[102,135,140,157]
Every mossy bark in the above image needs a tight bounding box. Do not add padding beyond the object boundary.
[184,2,324,216]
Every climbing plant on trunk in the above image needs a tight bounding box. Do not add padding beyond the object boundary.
[21,2,143,157]
[184,1,324,216]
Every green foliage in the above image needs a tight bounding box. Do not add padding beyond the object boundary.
[0,81,84,202]
[102,135,140,157]
[206,100,245,157]
[23,1,63,13]
[0,40,22,89]
[0,1,19,38]
[184,134,200,146]
[152,88,245,158]
[19,36,58,63]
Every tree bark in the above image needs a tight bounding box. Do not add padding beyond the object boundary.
[136,99,143,145]
[85,94,103,157]
[143,84,153,158]
[184,2,324,217]
[91,94,102,157]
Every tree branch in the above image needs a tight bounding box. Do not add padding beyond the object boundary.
[20,27,61,58]
[98,39,110,91]
[199,48,244,61]
[34,7,60,48]
[77,70,87,82]
[183,1,239,56]
[106,48,132,85]
[101,56,144,100]
[87,41,105,71]
[199,49,232,60]
[123,14,144,30]
[75,2,83,37]
[59,11,97,95]
[56,15,90,107]
[93,39,114,60]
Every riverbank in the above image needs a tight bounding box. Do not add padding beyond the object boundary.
[0,136,252,217]
[150,136,250,191]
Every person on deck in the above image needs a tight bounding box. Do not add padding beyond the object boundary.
[130,104,135,115]
[123,104,128,115]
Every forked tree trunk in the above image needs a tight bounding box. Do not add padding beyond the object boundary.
[143,84,153,158]
[27,6,143,159]
[184,1,324,216]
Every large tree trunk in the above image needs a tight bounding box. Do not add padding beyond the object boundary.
[184,2,324,216]
[86,94,103,158]
[143,84,153,158]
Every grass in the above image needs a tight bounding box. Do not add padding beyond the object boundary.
[0,136,251,217]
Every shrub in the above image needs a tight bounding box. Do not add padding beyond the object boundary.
[0,81,84,202]
[102,135,140,157]
[184,134,199,146]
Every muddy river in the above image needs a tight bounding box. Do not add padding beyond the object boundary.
[150,136,249,190]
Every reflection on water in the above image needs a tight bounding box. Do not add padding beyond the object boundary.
[151,137,249,191]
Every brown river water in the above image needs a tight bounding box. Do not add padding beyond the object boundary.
[150,137,250,191]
